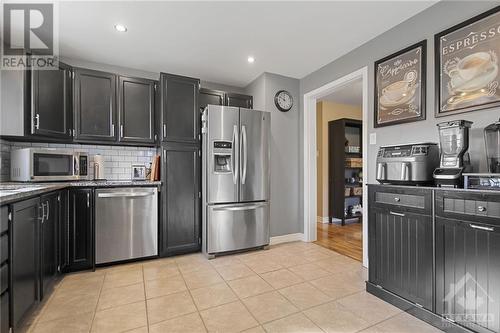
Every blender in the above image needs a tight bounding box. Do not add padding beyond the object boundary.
[433,120,473,188]
[485,118,500,173]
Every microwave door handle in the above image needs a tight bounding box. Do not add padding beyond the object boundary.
[232,125,238,185]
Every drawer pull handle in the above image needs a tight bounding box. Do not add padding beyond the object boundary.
[470,224,494,232]
[394,197,401,202]
[477,206,487,212]
[390,211,405,217]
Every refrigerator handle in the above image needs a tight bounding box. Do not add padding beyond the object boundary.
[241,125,247,184]
[232,125,238,185]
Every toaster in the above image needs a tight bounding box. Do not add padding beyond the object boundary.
[376,143,439,185]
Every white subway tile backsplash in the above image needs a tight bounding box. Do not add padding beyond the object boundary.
[0,140,157,181]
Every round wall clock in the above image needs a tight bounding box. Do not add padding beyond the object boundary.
[274,90,293,112]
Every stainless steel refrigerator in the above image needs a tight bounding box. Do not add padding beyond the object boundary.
[202,105,270,257]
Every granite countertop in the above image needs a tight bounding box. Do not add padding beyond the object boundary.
[368,183,500,194]
[0,180,162,205]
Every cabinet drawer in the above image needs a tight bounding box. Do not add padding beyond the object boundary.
[0,235,7,264]
[0,206,7,234]
[436,191,500,226]
[369,185,431,214]
[0,264,7,294]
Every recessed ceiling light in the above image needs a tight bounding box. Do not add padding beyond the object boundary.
[247,56,255,63]
[114,24,127,32]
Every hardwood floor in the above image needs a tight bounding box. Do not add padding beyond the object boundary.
[314,221,362,262]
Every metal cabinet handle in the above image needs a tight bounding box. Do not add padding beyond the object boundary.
[34,114,40,130]
[470,224,494,232]
[389,211,405,217]
[477,206,487,212]
[163,149,166,164]
[163,124,167,138]
[111,124,115,136]
[120,125,124,138]
[46,201,50,220]
[87,193,90,208]
[394,197,401,202]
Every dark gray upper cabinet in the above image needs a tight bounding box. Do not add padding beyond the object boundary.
[199,88,224,111]
[160,73,200,143]
[118,76,156,143]
[40,192,58,300]
[30,63,72,139]
[74,68,117,142]
[160,144,201,256]
[11,197,39,330]
[225,92,253,109]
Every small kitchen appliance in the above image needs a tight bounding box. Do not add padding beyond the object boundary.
[11,148,88,182]
[202,105,270,258]
[433,120,473,188]
[93,154,105,180]
[484,118,500,174]
[376,143,439,185]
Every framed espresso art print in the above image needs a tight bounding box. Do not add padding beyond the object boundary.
[374,40,426,127]
[435,6,500,117]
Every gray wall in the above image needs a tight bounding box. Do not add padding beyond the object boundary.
[300,2,499,198]
[245,73,301,237]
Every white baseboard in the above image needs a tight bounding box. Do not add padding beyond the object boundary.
[316,216,330,224]
[270,233,304,245]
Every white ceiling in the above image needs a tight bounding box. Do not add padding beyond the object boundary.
[320,78,363,106]
[54,1,436,87]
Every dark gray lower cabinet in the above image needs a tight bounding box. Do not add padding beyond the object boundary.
[435,218,500,333]
[69,189,94,271]
[1,291,8,333]
[160,144,201,256]
[11,197,40,329]
[369,207,433,310]
[59,190,70,273]
[40,192,59,299]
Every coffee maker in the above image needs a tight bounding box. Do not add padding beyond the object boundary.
[433,120,473,187]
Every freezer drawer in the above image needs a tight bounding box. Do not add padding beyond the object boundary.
[207,202,269,254]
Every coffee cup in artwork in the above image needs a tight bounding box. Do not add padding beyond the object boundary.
[448,52,494,82]
[382,80,412,102]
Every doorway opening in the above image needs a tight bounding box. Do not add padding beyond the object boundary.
[303,67,369,267]
[315,79,363,261]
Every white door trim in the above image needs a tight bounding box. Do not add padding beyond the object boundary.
[303,66,369,268]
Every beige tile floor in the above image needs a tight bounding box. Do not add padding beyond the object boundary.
[23,242,443,333]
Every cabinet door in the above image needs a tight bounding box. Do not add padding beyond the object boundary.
[225,92,253,109]
[160,144,200,256]
[160,73,200,143]
[199,88,224,111]
[58,190,69,272]
[118,76,155,143]
[74,68,116,142]
[435,217,500,333]
[11,197,39,329]
[69,189,93,271]
[40,192,58,299]
[369,207,433,310]
[30,63,72,139]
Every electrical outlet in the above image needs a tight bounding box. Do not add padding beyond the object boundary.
[369,133,377,145]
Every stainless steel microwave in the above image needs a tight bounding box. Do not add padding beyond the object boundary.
[10,148,89,182]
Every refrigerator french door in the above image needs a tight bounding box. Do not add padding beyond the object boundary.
[202,105,270,256]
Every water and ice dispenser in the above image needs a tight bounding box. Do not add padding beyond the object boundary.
[213,141,233,174]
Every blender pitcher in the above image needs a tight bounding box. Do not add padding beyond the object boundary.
[485,118,500,173]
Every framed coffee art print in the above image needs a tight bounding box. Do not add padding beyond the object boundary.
[436,6,500,117]
[374,41,426,127]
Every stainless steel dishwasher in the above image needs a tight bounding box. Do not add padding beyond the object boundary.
[95,187,158,264]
